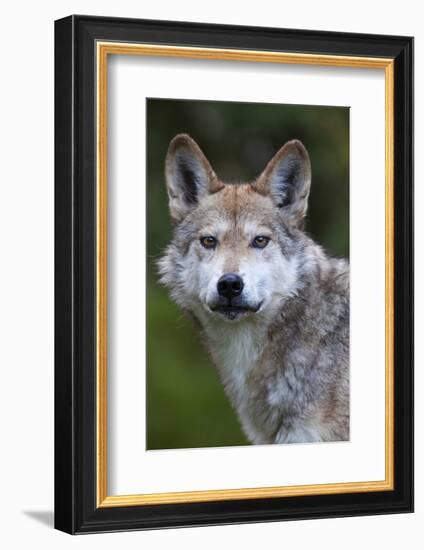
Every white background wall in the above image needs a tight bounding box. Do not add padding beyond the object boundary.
[0,1,420,547]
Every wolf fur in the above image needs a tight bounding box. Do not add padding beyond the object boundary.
[158,134,349,445]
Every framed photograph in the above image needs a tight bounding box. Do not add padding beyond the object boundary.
[54,15,413,534]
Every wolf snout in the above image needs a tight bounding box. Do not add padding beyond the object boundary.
[217,273,244,299]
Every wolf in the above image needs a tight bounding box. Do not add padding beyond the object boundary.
[158,134,349,445]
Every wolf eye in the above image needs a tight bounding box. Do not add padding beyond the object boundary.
[252,236,270,249]
[200,236,217,249]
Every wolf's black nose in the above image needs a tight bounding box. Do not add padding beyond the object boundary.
[217,273,244,299]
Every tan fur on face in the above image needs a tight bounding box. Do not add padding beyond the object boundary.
[205,187,272,274]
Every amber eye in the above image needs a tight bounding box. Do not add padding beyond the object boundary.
[252,236,270,249]
[200,236,217,249]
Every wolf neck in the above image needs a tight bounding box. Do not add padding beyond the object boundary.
[199,315,269,409]
[205,319,266,376]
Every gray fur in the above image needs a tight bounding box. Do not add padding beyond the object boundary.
[158,134,349,445]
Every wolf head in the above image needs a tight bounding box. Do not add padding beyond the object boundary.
[158,134,312,324]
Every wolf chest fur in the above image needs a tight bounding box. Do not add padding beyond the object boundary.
[159,134,349,445]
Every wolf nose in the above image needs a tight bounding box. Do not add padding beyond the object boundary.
[217,273,244,299]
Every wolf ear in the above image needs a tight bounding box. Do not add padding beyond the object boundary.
[165,134,222,222]
[255,140,311,226]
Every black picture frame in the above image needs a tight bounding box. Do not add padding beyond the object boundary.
[55,14,413,534]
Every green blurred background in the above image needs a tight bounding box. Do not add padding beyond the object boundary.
[146,98,349,450]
